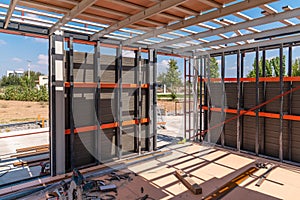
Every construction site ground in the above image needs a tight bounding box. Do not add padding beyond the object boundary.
[1,116,300,199]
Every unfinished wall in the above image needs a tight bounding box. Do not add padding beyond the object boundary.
[204,81,300,164]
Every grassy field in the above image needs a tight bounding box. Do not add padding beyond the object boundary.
[0,100,49,124]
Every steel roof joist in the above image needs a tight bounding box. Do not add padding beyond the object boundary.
[123,0,276,46]
[90,0,187,40]
[4,0,20,29]
[201,34,300,56]
[49,0,98,34]
[149,5,300,49]
[178,23,300,52]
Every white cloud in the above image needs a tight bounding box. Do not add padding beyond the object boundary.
[25,13,39,19]
[12,57,22,63]
[157,59,169,74]
[0,39,7,45]
[37,54,48,65]
[122,50,135,58]
[34,38,48,43]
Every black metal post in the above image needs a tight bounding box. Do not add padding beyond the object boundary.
[153,49,157,150]
[262,49,266,154]
[221,52,225,147]
[94,40,101,163]
[199,56,203,142]
[288,45,293,161]
[255,47,260,155]
[68,37,74,170]
[184,58,187,139]
[237,50,241,151]
[115,44,122,159]
[279,43,284,161]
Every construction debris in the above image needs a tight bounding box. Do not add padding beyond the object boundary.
[174,169,202,195]
[203,166,259,200]
[255,164,278,187]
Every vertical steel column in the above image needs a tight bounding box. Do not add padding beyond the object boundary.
[138,48,142,153]
[279,43,284,162]
[153,50,157,150]
[94,40,101,162]
[147,49,154,151]
[288,45,293,160]
[261,49,266,154]
[184,58,187,139]
[206,56,211,143]
[193,55,199,140]
[115,44,122,159]
[240,52,245,149]
[255,47,260,155]
[67,37,74,170]
[134,49,140,153]
[188,58,192,140]
[236,50,241,151]
[203,57,208,137]
[221,52,225,147]
[50,31,65,176]
[199,56,203,142]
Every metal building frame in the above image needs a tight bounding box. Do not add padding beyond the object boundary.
[1,0,300,175]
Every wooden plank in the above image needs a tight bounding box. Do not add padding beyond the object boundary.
[203,167,258,200]
[174,169,202,195]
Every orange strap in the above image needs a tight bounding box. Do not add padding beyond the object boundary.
[200,76,300,83]
[65,118,149,134]
[195,85,300,138]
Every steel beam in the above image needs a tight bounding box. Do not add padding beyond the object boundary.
[67,37,74,170]
[124,0,276,46]
[279,43,284,161]
[153,49,158,150]
[221,52,225,147]
[206,56,211,143]
[197,0,223,8]
[179,24,300,52]
[50,31,65,176]
[115,44,123,159]
[199,56,203,141]
[236,50,241,151]
[90,0,187,40]
[184,58,187,139]
[3,0,20,29]
[150,6,299,49]
[261,49,266,154]
[288,45,292,161]
[94,40,101,163]
[255,47,260,156]
[200,35,300,56]
[49,0,98,34]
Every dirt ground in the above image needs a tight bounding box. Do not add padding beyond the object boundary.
[0,100,49,124]
[0,100,180,124]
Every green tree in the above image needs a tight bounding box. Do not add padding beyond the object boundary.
[207,57,220,78]
[0,74,21,87]
[270,56,286,77]
[157,59,182,100]
[292,58,300,76]
[247,56,285,77]
[164,59,182,91]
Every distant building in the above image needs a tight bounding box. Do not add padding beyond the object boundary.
[38,75,48,86]
[6,70,24,77]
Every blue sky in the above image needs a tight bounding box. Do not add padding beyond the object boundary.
[0,0,300,78]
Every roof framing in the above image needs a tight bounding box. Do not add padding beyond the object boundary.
[90,0,188,40]
[149,6,300,49]
[2,0,300,57]
[3,0,20,29]
[49,0,98,34]
[123,0,276,46]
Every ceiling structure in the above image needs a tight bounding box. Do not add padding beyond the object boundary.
[0,0,300,56]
